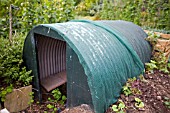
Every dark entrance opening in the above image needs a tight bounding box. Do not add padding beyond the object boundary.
[35,34,67,92]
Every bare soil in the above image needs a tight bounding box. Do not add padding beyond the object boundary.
[106,70,170,113]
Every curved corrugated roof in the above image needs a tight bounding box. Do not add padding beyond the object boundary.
[23,20,151,113]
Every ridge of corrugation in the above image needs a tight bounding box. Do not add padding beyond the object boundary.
[35,34,66,80]
[98,20,152,64]
[35,20,149,113]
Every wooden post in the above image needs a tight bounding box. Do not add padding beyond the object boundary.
[9,4,12,45]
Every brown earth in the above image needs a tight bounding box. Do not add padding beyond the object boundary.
[106,70,170,113]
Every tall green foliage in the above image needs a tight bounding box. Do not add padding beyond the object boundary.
[0,33,32,87]
[0,0,76,37]
[18,0,75,33]
[99,0,170,30]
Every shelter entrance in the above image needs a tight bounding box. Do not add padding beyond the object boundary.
[35,34,67,92]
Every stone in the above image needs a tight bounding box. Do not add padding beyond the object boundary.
[4,85,32,112]
[157,39,170,47]
[156,96,162,100]
[61,104,94,113]
[160,34,170,39]
[154,37,170,62]
[0,108,10,113]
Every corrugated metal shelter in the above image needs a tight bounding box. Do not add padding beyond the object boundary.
[23,20,151,113]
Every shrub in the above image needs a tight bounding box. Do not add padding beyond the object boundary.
[95,0,170,31]
[0,33,32,87]
[0,0,76,36]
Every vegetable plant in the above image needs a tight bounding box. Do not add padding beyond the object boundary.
[134,97,144,108]
[112,100,126,113]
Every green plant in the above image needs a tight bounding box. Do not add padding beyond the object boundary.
[153,53,169,71]
[28,91,34,111]
[0,84,13,102]
[134,97,144,108]
[52,88,62,102]
[145,31,170,74]
[164,97,170,109]
[145,60,158,73]
[28,92,34,105]
[0,0,76,37]
[75,0,101,16]
[122,83,132,96]
[50,88,67,105]
[0,33,32,103]
[98,0,170,31]
[168,63,170,69]
[111,100,125,113]
[0,33,32,87]
[47,88,67,111]
[122,77,142,96]
[46,103,57,113]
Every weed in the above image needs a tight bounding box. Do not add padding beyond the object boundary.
[111,100,126,113]
[28,92,34,105]
[47,88,67,111]
[134,97,144,108]
[122,77,142,96]
[98,0,170,30]
[145,31,170,74]
[164,97,170,109]
[0,84,13,102]
[122,83,132,96]
[145,60,158,73]
[0,34,32,87]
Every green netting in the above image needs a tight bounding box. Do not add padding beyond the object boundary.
[44,20,145,112]
[23,20,151,113]
[97,20,152,64]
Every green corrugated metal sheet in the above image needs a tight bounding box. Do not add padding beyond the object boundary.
[23,20,151,113]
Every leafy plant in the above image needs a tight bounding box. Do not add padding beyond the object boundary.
[28,92,34,105]
[122,84,132,96]
[47,88,67,111]
[134,97,144,108]
[52,89,62,102]
[145,31,170,74]
[111,100,125,113]
[122,77,142,96]
[0,33,32,103]
[0,0,76,37]
[145,31,160,46]
[75,0,101,16]
[98,0,170,31]
[0,33,32,87]
[46,103,57,113]
[0,84,13,102]
[145,60,158,73]
[164,97,170,109]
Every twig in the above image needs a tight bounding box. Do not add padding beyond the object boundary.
[9,4,13,45]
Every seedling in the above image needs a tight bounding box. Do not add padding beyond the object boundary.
[28,92,34,105]
[134,97,144,108]
[164,97,170,109]
[122,83,132,96]
[47,88,67,111]
[0,84,13,102]
[111,100,125,113]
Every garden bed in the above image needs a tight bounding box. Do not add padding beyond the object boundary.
[17,70,170,113]
[106,70,170,113]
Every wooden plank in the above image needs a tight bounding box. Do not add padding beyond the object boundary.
[41,71,67,92]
